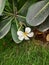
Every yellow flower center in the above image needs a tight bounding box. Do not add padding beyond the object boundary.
[23,32,28,37]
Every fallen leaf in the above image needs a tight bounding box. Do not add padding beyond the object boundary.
[33,29,49,42]
[46,34,49,42]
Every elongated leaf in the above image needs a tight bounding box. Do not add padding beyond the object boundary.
[0,17,12,39]
[15,0,27,10]
[8,0,25,12]
[11,20,23,44]
[0,0,6,15]
[37,16,49,32]
[4,0,12,12]
[17,0,37,24]
[18,0,37,16]
[26,0,49,26]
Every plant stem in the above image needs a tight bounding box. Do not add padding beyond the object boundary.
[12,0,15,13]
[17,15,26,19]
[3,11,14,16]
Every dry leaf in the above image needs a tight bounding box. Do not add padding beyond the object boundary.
[46,34,49,42]
[33,29,49,42]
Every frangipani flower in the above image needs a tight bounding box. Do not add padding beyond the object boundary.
[17,27,34,41]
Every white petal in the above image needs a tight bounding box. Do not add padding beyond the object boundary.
[24,36,29,40]
[27,32,34,37]
[18,36,24,41]
[25,27,31,33]
[17,31,23,36]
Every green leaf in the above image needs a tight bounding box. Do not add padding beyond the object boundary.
[15,0,27,10]
[0,0,6,15]
[18,0,37,16]
[11,20,23,44]
[37,16,49,32]
[17,15,26,24]
[4,0,12,12]
[26,0,49,26]
[17,0,37,24]
[0,17,12,39]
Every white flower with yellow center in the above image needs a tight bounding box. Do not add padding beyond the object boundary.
[17,27,34,41]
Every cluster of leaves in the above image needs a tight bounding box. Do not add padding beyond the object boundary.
[0,0,49,43]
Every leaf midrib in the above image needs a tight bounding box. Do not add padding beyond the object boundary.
[0,17,13,32]
[31,1,49,22]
